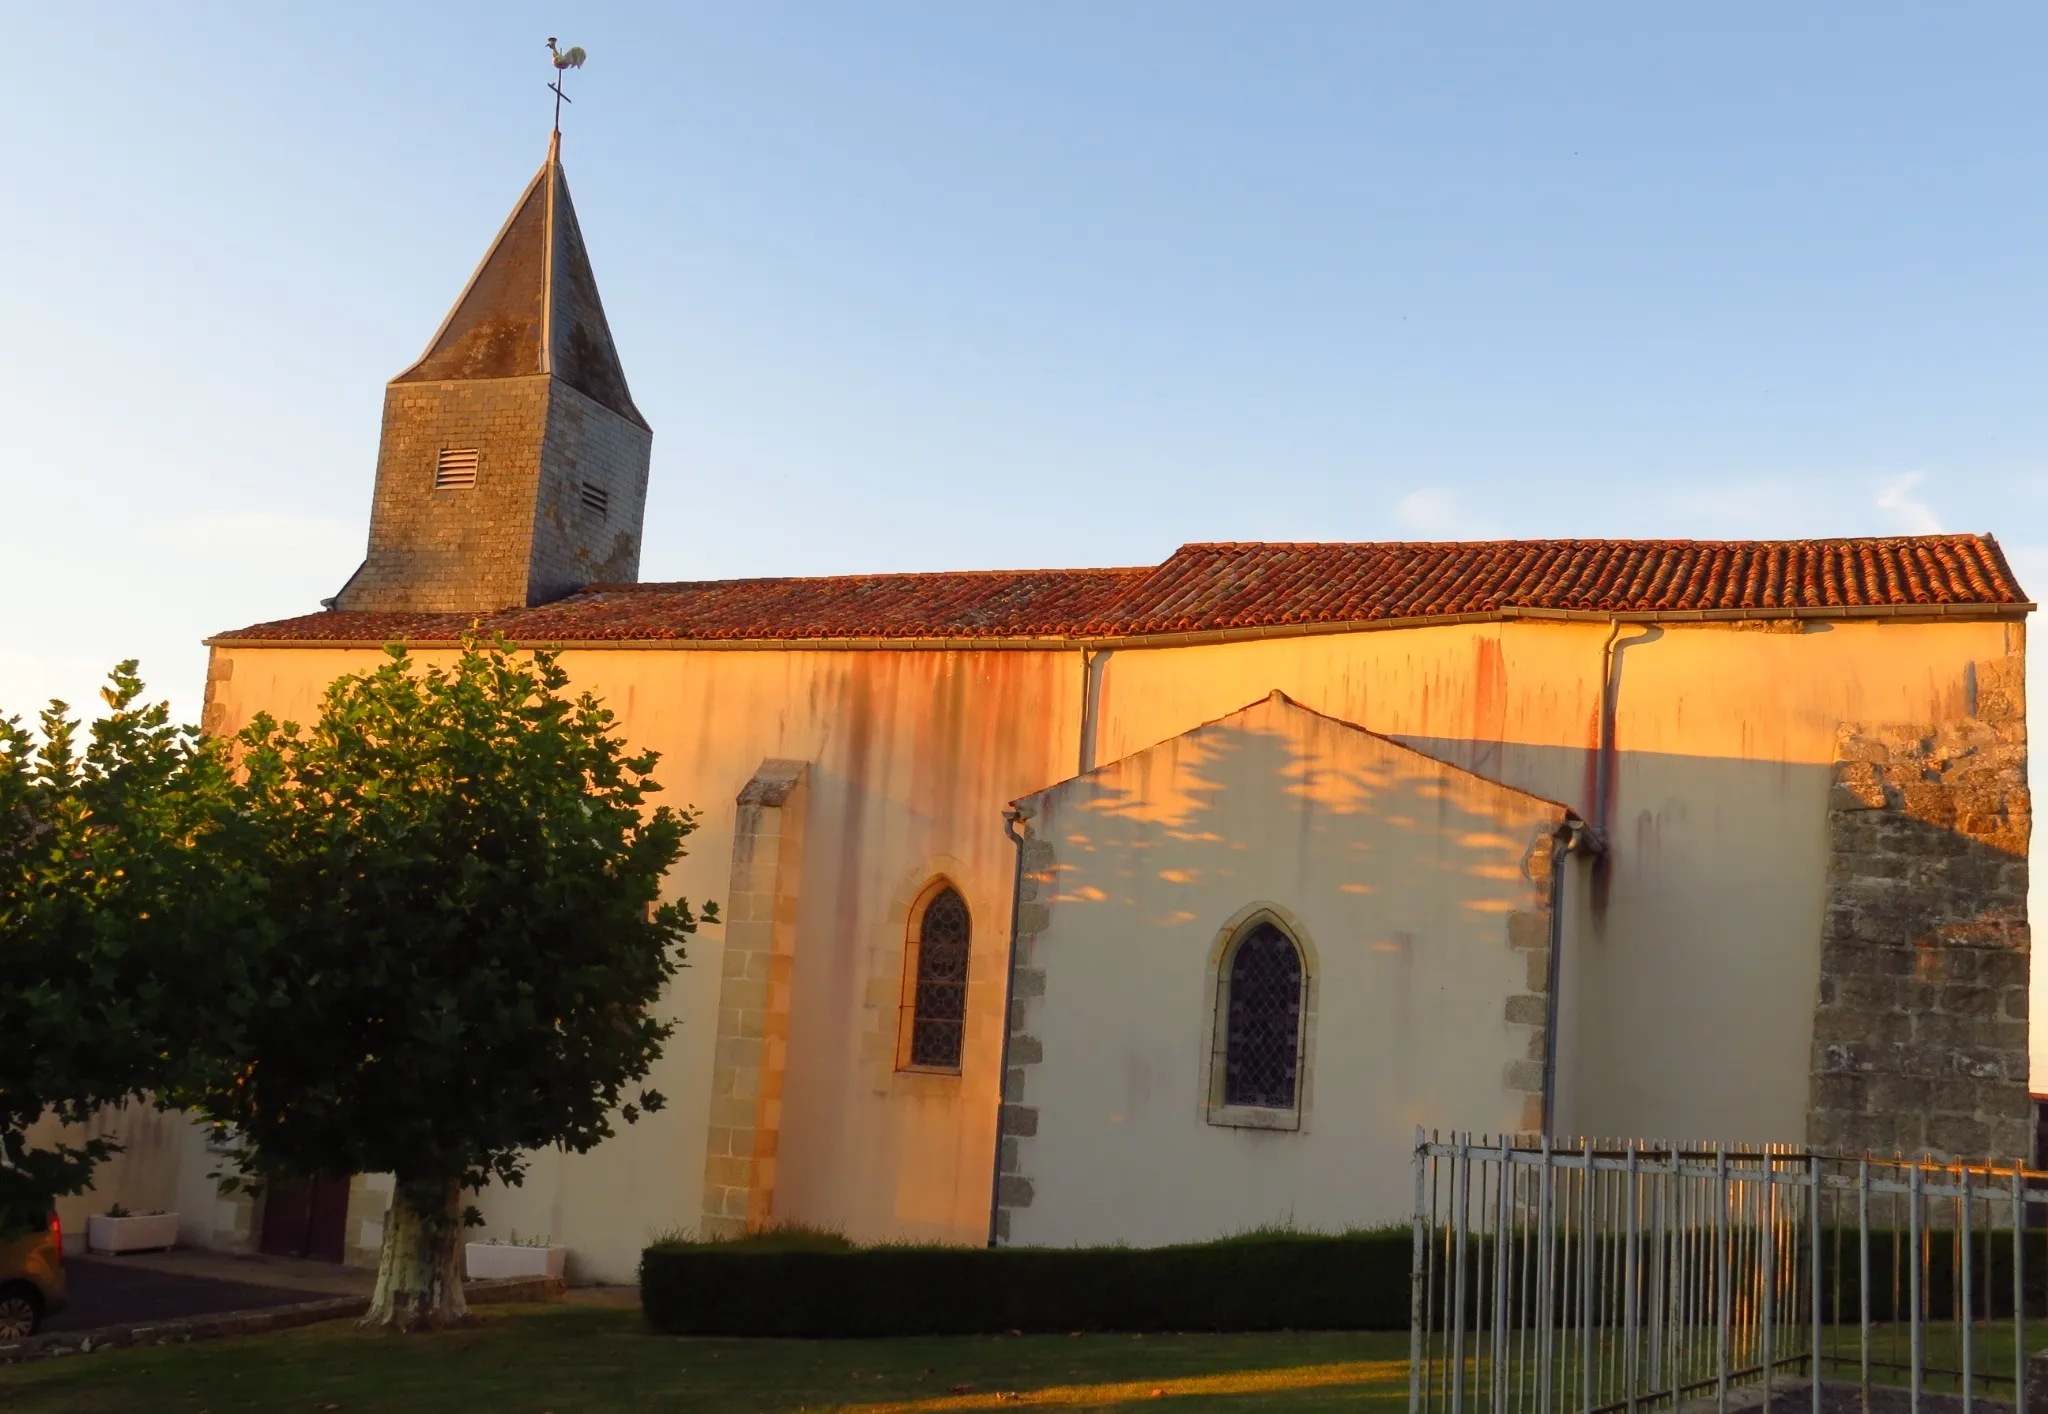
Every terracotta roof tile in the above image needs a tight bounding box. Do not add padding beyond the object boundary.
[213,535,2029,646]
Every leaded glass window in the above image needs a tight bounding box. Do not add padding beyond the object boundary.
[907,886,971,1070]
[1223,922,1303,1109]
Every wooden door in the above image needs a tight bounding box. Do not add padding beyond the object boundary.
[258,1176,351,1263]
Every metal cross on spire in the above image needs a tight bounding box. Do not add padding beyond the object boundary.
[546,37,587,134]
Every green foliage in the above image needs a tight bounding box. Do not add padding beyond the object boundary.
[1209,1221,1407,1246]
[638,1229,1414,1336]
[193,638,712,1202]
[0,664,239,1233]
[652,1222,859,1255]
[487,1230,554,1248]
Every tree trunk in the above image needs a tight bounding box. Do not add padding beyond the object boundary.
[360,1175,470,1332]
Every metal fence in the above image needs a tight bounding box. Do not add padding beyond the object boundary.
[1410,1132,2046,1414]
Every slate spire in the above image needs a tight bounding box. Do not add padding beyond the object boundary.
[333,133,655,615]
[394,133,646,429]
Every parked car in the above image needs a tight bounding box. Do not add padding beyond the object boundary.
[0,1214,66,1339]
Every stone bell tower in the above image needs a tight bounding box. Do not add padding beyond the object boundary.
[333,133,652,613]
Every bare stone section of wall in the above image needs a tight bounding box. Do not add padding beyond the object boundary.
[200,648,233,736]
[992,815,1054,1246]
[1807,652,2031,1160]
[699,760,810,1240]
[1505,828,1562,1135]
[338,374,650,615]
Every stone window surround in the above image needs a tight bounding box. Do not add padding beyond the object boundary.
[1200,902,1321,1134]
[895,876,972,1077]
[858,855,994,1100]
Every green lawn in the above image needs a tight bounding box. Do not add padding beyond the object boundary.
[0,1304,1412,1414]
[1424,1322,2028,1408]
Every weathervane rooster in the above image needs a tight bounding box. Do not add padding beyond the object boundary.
[546,37,587,133]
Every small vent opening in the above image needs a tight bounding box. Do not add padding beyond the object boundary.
[580,482,610,519]
[434,448,479,489]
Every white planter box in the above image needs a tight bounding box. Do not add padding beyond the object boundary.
[87,1213,181,1254]
[464,1242,567,1281]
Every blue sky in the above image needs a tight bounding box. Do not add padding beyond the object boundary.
[5,4,2045,706]
[3,6,2045,1078]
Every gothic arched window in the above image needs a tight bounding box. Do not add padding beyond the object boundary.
[1221,921,1305,1110]
[905,885,971,1071]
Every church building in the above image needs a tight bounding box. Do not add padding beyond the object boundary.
[79,138,2035,1283]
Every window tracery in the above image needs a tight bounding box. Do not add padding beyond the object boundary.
[1222,921,1304,1110]
[906,885,970,1071]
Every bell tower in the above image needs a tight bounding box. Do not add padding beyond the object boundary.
[333,134,652,613]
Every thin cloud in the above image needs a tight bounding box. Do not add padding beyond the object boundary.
[1394,488,1498,539]
[1662,480,1839,536]
[1875,473,1942,534]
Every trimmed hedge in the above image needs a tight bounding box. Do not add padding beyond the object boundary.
[640,1229,1413,1337]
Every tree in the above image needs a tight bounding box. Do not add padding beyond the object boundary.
[0,666,239,1232]
[198,639,710,1331]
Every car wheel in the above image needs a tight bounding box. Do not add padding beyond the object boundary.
[0,1284,41,1339]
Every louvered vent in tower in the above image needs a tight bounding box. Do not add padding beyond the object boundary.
[580,482,610,519]
[433,448,480,489]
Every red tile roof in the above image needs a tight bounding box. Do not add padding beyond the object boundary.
[213,536,2030,646]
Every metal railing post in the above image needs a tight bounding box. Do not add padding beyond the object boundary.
[1626,1143,1640,1414]
[2014,1162,2027,1414]
[1718,1143,1732,1414]
[1651,1144,1667,1396]
[1454,1138,1471,1414]
[1539,1135,1555,1414]
[1763,1151,1776,1414]
[1909,1158,1923,1414]
[1961,1162,1974,1414]
[1496,1136,1512,1414]
[1413,1126,1429,1414]
[1859,1155,1871,1414]
[1582,1141,1595,1414]
[1810,1153,1823,1414]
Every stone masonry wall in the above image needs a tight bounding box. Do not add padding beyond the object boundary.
[992,814,1053,1245]
[1807,651,2031,1160]
[200,647,232,737]
[1504,828,1560,1137]
[699,761,809,1240]
[528,380,652,605]
[339,374,551,614]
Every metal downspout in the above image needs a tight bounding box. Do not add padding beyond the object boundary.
[1591,620,1660,849]
[1077,648,1109,776]
[1591,619,1624,848]
[1553,616,1650,1130]
[988,805,1029,1247]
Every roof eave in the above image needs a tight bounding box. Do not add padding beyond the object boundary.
[203,598,2036,653]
